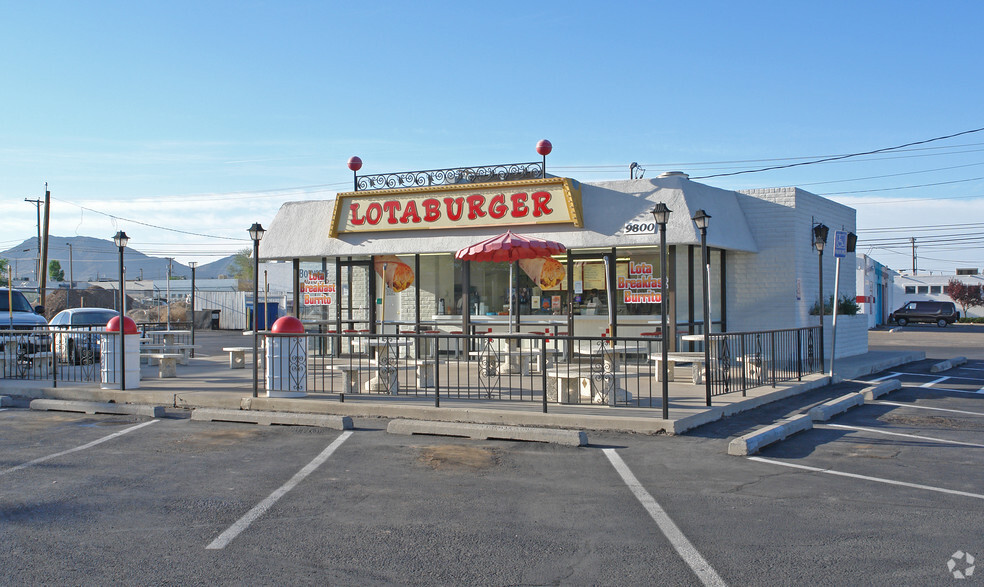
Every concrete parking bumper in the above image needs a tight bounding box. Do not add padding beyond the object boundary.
[930,356,968,373]
[387,419,588,446]
[728,378,903,456]
[191,407,353,430]
[29,399,165,418]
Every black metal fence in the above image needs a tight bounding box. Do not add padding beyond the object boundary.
[0,326,108,384]
[705,326,822,397]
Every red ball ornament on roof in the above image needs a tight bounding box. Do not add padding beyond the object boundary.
[271,315,305,334]
[347,156,363,172]
[106,315,138,335]
[536,139,552,156]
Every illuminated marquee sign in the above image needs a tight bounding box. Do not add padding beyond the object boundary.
[329,177,582,237]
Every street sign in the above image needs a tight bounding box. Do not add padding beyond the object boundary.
[834,230,848,258]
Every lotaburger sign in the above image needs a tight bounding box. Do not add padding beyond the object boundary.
[330,177,582,236]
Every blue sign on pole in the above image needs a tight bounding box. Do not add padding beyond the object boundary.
[834,230,848,258]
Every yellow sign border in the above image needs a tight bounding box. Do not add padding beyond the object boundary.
[329,177,583,238]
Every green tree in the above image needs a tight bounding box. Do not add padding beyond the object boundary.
[230,248,253,290]
[48,259,65,281]
[0,258,8,286]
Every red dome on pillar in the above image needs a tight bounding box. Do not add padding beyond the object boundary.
[106,315,138,335]
[347,156,363,171]
[271,315,305,334]
[536,139,552,156]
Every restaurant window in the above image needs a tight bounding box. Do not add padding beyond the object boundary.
[904,286,916,294]
[930,286,942,294]
[917,286,929,294]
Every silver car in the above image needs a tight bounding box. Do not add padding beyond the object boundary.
[48,308,121,364]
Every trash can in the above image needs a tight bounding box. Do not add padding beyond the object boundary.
[264,316,307,398]
[246,302,280,330]
[101,316,141,390]
[210,310,221,330]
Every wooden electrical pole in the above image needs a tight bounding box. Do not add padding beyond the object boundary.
[39,184,51,309]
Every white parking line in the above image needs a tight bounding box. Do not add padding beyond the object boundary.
[874,401,984,417]
[893,371,984,383]
[869,372,901,382]
[0,420,159,476]
[206,430,353,550]
[603,449,726,587]
[748,457,984,501]
[825,423,984,448]
[921,376,950,388]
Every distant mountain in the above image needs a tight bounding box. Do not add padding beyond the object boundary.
[1,236,238,282]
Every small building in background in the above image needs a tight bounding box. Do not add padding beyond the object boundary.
[891,270,984,320]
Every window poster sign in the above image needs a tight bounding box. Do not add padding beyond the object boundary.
[300,270,335,306]
[618,260,663,304]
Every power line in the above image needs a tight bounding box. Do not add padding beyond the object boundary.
[51,197,250,241]
[819,176,984,196]
[690,126,984,180]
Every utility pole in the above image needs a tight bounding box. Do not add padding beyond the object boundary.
[68,243,74,309]
[911,237,917,275]
[24,197,42,297]
[39,185,51,309]
[166,258,173,328]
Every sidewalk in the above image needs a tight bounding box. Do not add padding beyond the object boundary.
[1,331,924,435]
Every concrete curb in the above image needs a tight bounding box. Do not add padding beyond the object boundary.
[727,414,812,456]
[191,407,353,430]
[729,378,903,455]
[930,356,968,373]
[387,419,588,446]
[29,399,165,418]
[0,395,11,407]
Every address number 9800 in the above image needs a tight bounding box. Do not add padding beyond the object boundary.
[622,222,657,234]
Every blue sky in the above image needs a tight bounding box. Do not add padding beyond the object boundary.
[2,1,983,273]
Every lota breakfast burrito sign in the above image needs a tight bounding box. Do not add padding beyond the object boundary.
[330,177,582,236]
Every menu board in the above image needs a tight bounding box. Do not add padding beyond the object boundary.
[581,262,607,290]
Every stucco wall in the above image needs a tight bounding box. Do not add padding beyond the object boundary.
[728,187,857,334]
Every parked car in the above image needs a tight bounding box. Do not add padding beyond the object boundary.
[0,289,50,374]
[48,308,120,364]
[888,300,960,327]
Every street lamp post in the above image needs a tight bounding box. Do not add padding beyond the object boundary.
[248,223,265,398]
[189,261,197,358]
[651,203,671,420]
[813,223,829,370]
[113,231,129,390]
[692,209,712,407]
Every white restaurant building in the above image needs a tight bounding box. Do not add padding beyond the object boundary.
[259,161,866,359]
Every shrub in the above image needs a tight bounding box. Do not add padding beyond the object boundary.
[809,294,860,316]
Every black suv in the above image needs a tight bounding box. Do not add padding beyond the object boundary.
[889,301,960,327]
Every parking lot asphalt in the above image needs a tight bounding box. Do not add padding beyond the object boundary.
[2,327,982,584]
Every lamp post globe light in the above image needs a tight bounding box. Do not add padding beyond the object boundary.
[248,223,265,398]
[812,223,829,368]
[188,261,197,358]
[113,231,129,390]
[650,203,671,419]
[691,209,712,406]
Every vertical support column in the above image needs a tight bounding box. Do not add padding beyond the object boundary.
[368,255,377,335]
[292,258,301,318]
